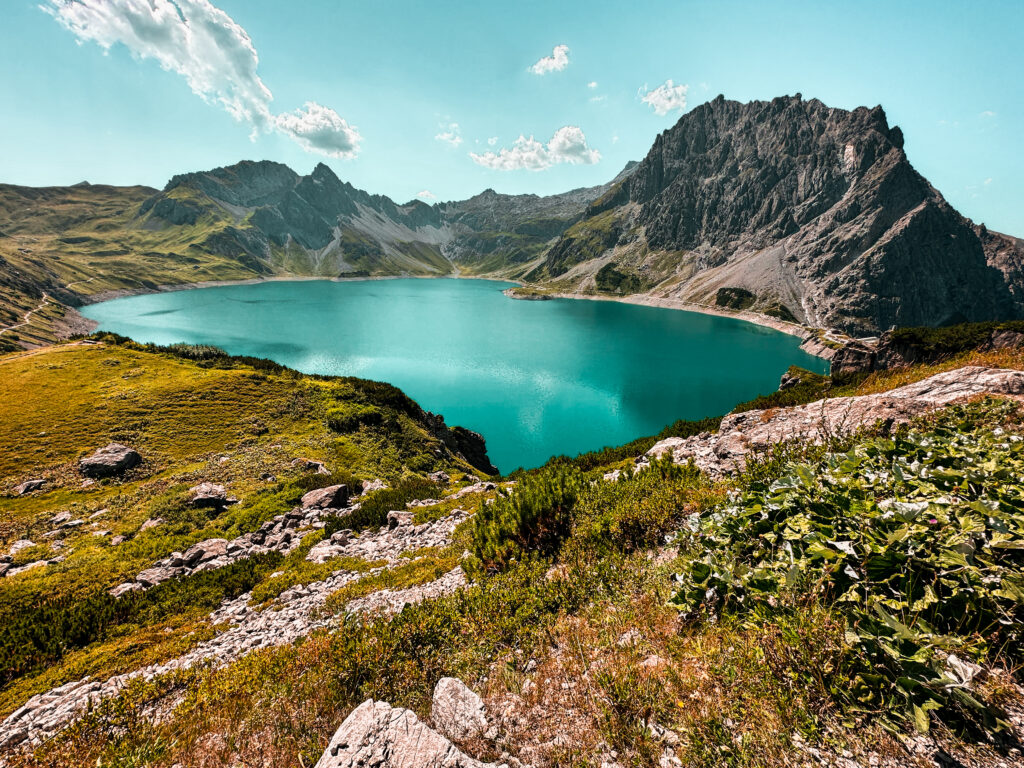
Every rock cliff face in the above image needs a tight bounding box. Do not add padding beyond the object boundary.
[533,95,1024,335]
[3,95,1023,338]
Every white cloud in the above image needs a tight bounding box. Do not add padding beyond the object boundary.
[639,79,689,116]
[487,136,498,146]
[587,81,598,89]
[980,110,997,118]
[275,102,360,158]
[590,94,607,103]
[416,190,437,200]
[44,0,361,158]
[434,122,463,148]
[529,44,569,75]
[470,126,600,171]
[984,177,993,186]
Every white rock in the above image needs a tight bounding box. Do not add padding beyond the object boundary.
[432,677,488,742]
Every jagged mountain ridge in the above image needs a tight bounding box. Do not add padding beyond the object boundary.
[533,94,1024,334]
[2,94,1023,339]
[136,159,629,279]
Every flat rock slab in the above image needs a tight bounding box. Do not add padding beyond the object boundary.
[647,366,1024,476]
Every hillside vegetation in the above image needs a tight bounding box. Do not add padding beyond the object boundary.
[3,333,1024,766]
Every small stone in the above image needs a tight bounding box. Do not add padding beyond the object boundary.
[292,457,330,475]
[9,539,34,555]
[15,479,46,495]
[188,482,233,509]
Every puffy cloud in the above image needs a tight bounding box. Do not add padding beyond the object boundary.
[435,122,463,148]
[470,126,600,171]
[980,110,997,118]
[639,79,689,116]
[45,0,361,157]
[587,81,598,88]
[416,190,437,200]
[487,136,498,146]
[529,44,569,75]
[275,102,360,158]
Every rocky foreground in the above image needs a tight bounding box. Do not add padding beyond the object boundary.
[5,365,1024,766]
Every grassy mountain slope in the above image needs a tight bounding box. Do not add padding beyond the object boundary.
[4,336,1024,766]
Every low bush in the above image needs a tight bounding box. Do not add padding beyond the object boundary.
[0,553,282,686]
[470,466,587,573]
[671,398,1024,735]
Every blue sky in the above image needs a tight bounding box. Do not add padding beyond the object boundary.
[1,0,1021,235]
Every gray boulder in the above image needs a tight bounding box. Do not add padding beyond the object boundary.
[188,482,233,508]
[79,443,141,478]
[314,698,498,768]
[14,479,45,495]
[432,677,488,742]
[301,484,349,510]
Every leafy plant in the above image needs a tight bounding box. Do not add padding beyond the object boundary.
[671,398,1024,734]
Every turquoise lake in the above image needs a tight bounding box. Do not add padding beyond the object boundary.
[81,278,829,473]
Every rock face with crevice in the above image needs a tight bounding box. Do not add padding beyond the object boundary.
[645,366,1024,475]
[532,95,1024,335]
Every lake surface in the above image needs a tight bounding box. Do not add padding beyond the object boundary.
[82,278,828,473]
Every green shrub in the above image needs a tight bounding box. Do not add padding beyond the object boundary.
[470,466,587,573]
[325,403,383,432]
[671,398,1024,735]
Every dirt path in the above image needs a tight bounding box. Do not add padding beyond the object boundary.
[0,293,53,336]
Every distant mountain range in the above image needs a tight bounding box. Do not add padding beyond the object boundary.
[1,94,1022,342]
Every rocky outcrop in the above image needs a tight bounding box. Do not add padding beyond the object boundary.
[314,698,499,768]
[111,501,352,594]
[831,323,1024,376]
[423,412,498,476]
[534,95,1024,336]
[645,366,1024,476]
[1,494,483,751]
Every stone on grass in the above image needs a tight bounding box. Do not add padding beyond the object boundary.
[188,482,234,509]
[15,479,45,495]
[9,540,34,555]
[301,484,349,510]
[79,443,141,478]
